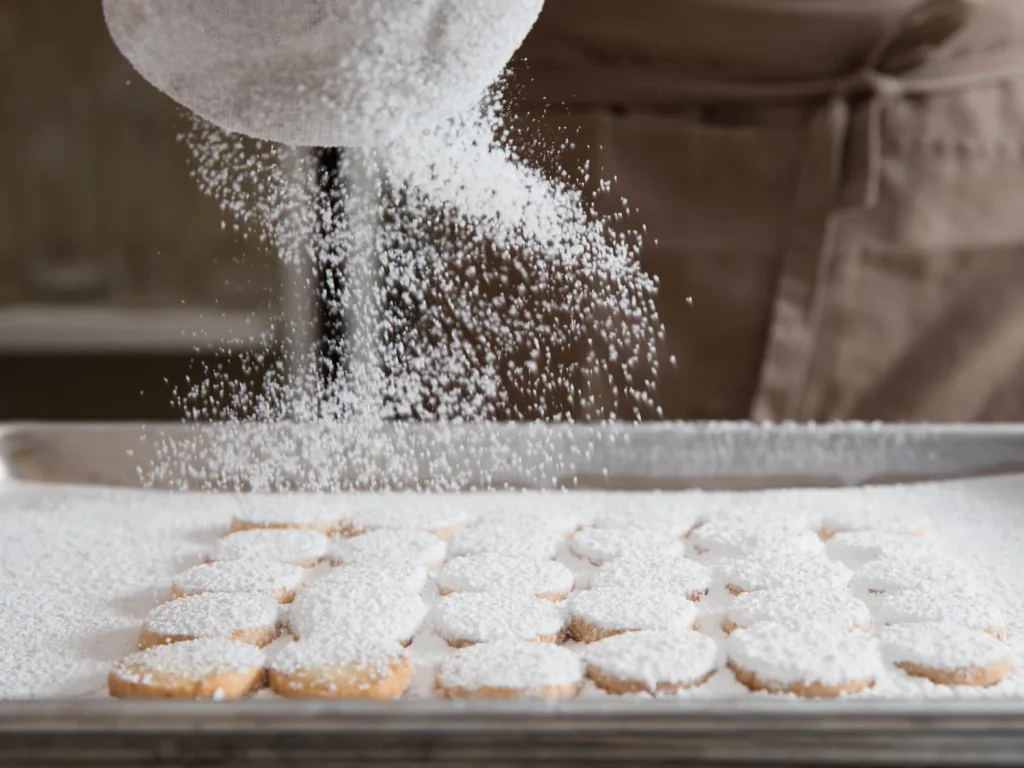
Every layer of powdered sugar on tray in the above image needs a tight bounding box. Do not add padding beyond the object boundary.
[3,475,1024,700]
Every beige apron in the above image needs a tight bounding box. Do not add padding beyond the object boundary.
[510,0,1024,422]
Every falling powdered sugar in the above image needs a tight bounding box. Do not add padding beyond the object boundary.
[152,78,664,492]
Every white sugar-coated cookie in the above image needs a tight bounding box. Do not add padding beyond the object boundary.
[588,554,711,601]
[338,500,475,540]
[328,529,448,571]
[171,561,305,604]
[820,507,932,539]
[229,496,339,534]
[723,588,871,634]
[432,592,567,647]
[210,528,329,568]
[850,559,976,597]
[728,621,881,697]
[448,524,563,561]
[717,554,852,595]
[109,638,266,699]
[269,636,413,699]
[881,623,1014,687]
[436,639,582,699]
[590,503,699,537]
[318,562,430,596]
[876,591,1008,639]
[585,629,718,694]
[436,554,574,601]
[697,502,817,533]
[474,504,585,538]
[567,586,698,643]
[289,579,427,644]
[825,530,939,569]
[140,593,280,649]
[568,527,684,566]
[688,520,823,562]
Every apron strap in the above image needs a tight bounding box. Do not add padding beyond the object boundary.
[753,0,974,419]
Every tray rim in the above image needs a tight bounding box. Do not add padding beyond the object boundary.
[5,421,1024,763]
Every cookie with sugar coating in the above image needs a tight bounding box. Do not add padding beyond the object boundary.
[881,623,1013,687]
[436,553,573,601]
[585,630,718,695]
[728,621,881,697]
[436,640,581,699]
[567,586,697,643]
[140,593,280,649]
[432,592,566,647]
[722,588,870,634]
[269,636,413,699]
[170,560,305,604]
[209,528,329,568]
[109,638,266,699]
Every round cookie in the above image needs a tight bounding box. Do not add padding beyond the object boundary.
[474,500,586,538]
[432,592,567,647]
[209,528,329,568]
[820,507,932,540]
[700,504,816,532]
[825,530,939,569]
[588,554,711,601]
[585,629,718,695]
[289,578,427,645]
[436,554,574,601]
[568,527,683,566]
[688,520,822,562]
[881,623,1014,687]
[436,639,582,699]
[338,500,474,540]
[876,591,1009,639]
[717,554,852,595]
[448,524,563,561]
[590,503,699,538]
[728,621,881,697]
[850,559,976,597]
[318,562,430,596]
[269,636,414,699]
[722,588,871,634]
[109,638,266,699]
[328,528,448,571]
[229,498,338,534]
[140,593,280,649]
[170,561,305,604]
[567,586,697,643]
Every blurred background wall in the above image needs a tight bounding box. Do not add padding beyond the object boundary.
[0,0,281,420]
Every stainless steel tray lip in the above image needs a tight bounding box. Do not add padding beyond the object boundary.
[7,419,1024,492]
[6,419,1024,435]
[5,697,1024,731]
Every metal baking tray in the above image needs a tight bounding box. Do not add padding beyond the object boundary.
[3,421,1024,767]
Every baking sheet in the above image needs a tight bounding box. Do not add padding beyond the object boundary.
[6,421,1024,490]
[4,421,1024,766]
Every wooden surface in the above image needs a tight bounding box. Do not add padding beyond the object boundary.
[0,0,280,312]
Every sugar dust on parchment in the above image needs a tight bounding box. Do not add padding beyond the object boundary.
[153,88,665,492]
